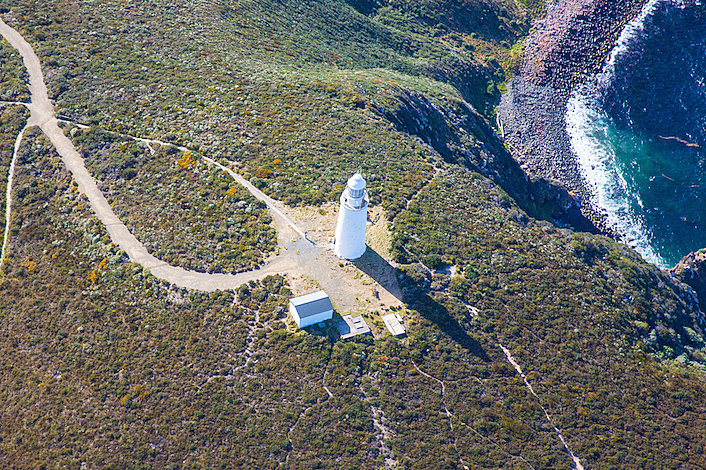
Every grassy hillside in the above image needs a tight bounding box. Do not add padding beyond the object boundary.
[72,125,277,273]
[1,0,584,226]
[1,0,706,468]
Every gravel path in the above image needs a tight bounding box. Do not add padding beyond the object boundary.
[0,123,28,267]
[499,343,584,470]
[1,17,290,290]
[0,18,403,314]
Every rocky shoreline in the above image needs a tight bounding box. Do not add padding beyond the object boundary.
[497,0,650,233]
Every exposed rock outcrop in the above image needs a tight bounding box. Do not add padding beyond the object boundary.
[521,0,648,92]
[672,249,706,312]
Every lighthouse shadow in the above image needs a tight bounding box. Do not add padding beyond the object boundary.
[413,293,490,361]
[352,246,404,302]
[397,270,489,360]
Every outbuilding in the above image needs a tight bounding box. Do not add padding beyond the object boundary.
[289,291,334,328]
[336,314,371,340]
[382,313,406,337]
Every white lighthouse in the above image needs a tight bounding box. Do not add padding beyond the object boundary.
[333,171,368,260]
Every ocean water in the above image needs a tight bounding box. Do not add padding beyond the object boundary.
[566,0,706,268]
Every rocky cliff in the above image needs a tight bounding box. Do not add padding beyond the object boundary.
[672,249,706,313]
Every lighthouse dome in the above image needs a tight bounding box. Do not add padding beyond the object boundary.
[347,172,366,198]
[347,172,366,190]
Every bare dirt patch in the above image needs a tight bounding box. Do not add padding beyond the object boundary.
[286,203,405,335]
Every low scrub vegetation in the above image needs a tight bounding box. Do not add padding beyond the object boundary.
[1,1,706,468]
[2,130,705,469]
[0,104,29,250]
[72,125,277,274]
[0,38,29,101]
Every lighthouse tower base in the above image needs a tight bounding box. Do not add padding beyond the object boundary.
[333,202,367,260]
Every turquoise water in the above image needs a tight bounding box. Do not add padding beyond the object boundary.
[567,0,706,267]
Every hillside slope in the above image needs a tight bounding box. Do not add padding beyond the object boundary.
[1,1,705,468]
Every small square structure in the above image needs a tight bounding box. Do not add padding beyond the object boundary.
[382,313,406,337]
[289,291,334,328]
[336,315,371,340]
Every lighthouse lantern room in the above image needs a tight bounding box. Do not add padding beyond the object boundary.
[333,172,368,260]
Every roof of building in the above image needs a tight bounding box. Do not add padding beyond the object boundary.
[347,172,366,190]
[336,314,371,340]
[289,291,333,319]
[382,313,406,337]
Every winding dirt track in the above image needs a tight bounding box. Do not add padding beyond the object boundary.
[1,124,27,264]
[0,18,309,290]
[499,343,584,470]
[0,18,403,314]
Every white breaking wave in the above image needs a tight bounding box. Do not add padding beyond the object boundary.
[566,92,666,266]
[600,0,663,84]
[566,0,669,267]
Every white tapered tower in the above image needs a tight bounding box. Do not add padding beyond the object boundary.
[333,171,368,260]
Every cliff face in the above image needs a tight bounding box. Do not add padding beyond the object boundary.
[374,89,596,232]
[672,250,706,312]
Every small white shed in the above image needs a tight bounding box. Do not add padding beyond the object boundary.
[382,313,406,337]
[289,291,334,328]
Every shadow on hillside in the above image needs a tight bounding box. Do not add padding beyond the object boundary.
[352,245,403,302]
[412,292,490,362]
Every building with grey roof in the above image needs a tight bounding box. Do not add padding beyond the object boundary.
[289,290,334,328]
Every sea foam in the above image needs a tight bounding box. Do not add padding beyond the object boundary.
[566,91,666,266]
[566,0,667,267]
